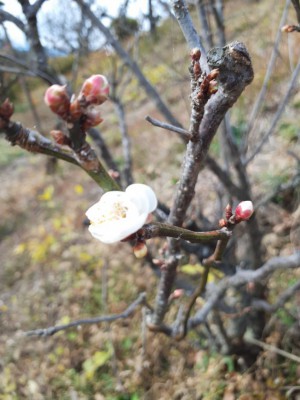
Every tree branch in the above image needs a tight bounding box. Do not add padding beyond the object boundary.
[171,0,209,73]
[1,117,119,191]
[145,115,192,141]
[73,0,182,128]
[189,252,300,329]
[246,54,300,165]
[25,292,148,337]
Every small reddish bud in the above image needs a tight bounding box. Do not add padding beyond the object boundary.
[44,85,70,118]
[208,79,218,94]
[219,218,227,228]
[79,74,110,105]
[208,69,219,80]
[69,98,82,119]
[0,98,14,120]
[152,258,165,266]
[82,105,103,129]
[247,281,255,293]
[133,242,148,258]
[172,289,184,299]
[225,204,233,220]
[193,62,201,77]
[108,169,120,179]
[50,130,70,146]
[191,48,201,61]
[234,201,254,222]
[281,24,297,33]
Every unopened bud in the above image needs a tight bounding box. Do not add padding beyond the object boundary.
[235,201,254,222]
[50,130,70,146]
[191,48,201,61]
[0,98,14,120]
[172,289,184,299]
[108,169,120,179]
[69,98,82,119]
[133,242,148,259]
[225,204,233,220]
[83,105,103,129]
[281,24,297,33]
[219,218,227,228]
[208,69,219,80]
[79,74,110,105]
[44,85,70,118]
[208,79,218,94]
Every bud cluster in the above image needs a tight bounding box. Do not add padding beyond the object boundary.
[219,201,254,228]
[44,74,110,131]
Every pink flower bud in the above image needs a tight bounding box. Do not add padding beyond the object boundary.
[0,98,14,120]
[69,98,82,119]
[50,130,70,146]
[234,201,254,222]
[79,75,110,105]
[44,85,70,118]
[191,48,201,61]
[83,105,103,130]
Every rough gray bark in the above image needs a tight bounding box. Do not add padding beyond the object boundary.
[151,41,254,326]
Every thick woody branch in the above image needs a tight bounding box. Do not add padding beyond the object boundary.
[87,128,122,185]
[1,118,119,191]
[25,292,148,337]
[151,41,254,327]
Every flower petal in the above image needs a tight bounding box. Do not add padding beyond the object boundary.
[125,184,157,214]
[88,211,148,243]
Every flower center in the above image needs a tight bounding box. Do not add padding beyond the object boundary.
[91,201,128,225]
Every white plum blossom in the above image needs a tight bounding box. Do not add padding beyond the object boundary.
[86,184,157,244]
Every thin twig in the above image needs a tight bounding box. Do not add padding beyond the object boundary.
[243,0,290,149]
[171,0,209,73]
[145,115,192,141]
[25,293,148,337]
[246,54,300,165]
[245,336,300,364]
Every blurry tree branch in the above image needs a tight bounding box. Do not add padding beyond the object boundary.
[172,0,209,72]
[244,0,290,150]
[189,252,300,329]
[0,9,26,32]
[73,0,182,128]
[246,54,300,165]
[25,292,149,337]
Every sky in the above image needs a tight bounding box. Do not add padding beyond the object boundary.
[1,0,151,49]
